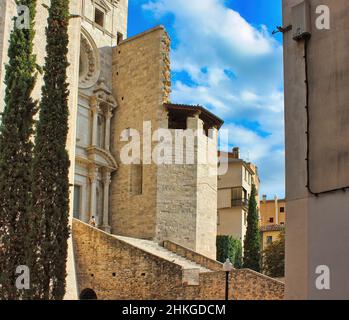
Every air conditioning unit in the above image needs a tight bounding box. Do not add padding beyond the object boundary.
[292,0,311,41]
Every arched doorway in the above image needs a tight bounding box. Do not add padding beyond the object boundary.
[79,288,98,300]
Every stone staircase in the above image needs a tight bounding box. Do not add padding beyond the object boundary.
[115,236,212,285]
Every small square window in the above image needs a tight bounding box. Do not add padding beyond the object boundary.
[117,32,124,45]
[280,207,285,213]
[267,236,273,244]
[95,8,104,28]
[269,217,274,223]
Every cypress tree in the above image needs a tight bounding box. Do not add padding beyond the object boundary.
[31,0,70,300]
[216,236,242,268]
[0,1,38,300]
[243,184,261,272]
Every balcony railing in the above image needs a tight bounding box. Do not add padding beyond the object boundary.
[232,198,249,207]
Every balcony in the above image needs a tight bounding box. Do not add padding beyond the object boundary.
[232,198,249,208]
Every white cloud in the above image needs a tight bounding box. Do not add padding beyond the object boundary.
[143,0,285,197]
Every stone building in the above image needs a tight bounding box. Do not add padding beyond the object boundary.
[0,0,284,299]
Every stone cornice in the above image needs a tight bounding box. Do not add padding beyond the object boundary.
[86,146,118,171]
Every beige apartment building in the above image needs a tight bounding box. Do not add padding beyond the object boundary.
[217,148,260,245]
[283,0,349,299]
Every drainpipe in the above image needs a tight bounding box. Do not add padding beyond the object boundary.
[274,195,278,225]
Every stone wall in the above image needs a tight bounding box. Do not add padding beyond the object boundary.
[196,126,218,258]
[180,270,284,300]
[163,240,223,271]
[73,218,185,300]
[155,117,218,259]
[111,26,171,239]
[73,219,284,300]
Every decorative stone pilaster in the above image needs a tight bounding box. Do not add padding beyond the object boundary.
[91,105,99,147]
[90,98,100,147]
[104,110,112,151]
[101,170,112,233]
[88,167,99,222]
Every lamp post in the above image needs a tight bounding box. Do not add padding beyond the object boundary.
[223,258,233,301]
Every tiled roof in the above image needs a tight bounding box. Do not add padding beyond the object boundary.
[164,103,224,129]
[260,224,285,232]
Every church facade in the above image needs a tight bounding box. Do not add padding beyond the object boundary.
[0,0,284,300]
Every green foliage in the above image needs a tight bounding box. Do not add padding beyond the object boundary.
[243,184,261,272]
[0,0,38,300]
[262,232,285,278]
[30,0,70,300]
[216,236,243,269]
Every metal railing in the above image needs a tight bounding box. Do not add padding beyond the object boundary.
[232,199,249,207]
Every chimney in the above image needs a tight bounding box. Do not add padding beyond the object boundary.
[274,195,279,225]
[262,195,267,203]
[232,147,240,159]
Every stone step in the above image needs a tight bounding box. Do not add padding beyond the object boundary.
[114,236,212,274]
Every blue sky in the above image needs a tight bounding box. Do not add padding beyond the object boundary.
[128,0,285,198]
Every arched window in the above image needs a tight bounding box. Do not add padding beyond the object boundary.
[97,114,105,148]
[94,7,105,28]
[97,180,104,224]
[80,288,97,300]
[73,185,82,219]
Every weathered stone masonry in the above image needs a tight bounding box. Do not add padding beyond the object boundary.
[111,26,219,259]
[73,219,284,300]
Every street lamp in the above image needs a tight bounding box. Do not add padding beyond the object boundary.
[223,258,233,301]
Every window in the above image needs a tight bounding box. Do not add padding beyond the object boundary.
[131,163,143,195]
[73,185,82,219]
[168,111,187,130]
[231,187,248,207]
[280,207,285,213]
[243,189,248,201]
[281,222,285,225]
[97,114,105,148]
[244,211,247,226]
[269,217,274,223]
[94,8,105,28]
[123,128,131,139]
[117,32,124,45]
[267,236,273,245]
[96,180,104,224]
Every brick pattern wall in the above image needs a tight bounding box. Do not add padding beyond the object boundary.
[155,118,218,259]
[73,219,284,300]
[111,26,170,239]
